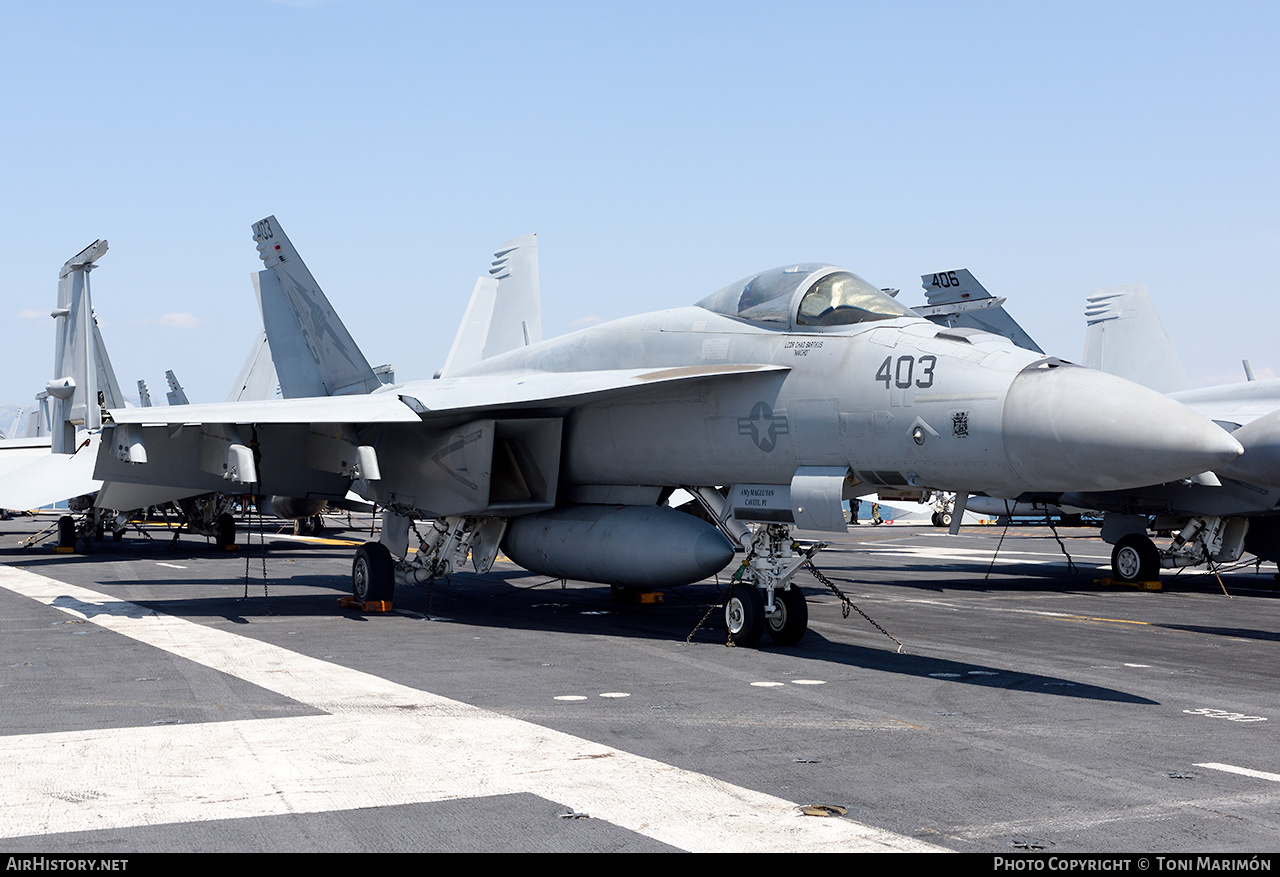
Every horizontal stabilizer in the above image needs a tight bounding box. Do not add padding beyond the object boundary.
[93,482,208,512]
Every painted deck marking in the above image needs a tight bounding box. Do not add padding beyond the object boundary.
[0,566,941,852]
[1196,763,1280,783]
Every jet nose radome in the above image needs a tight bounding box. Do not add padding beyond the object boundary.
[1001,363,1243,493]
[1216,408,1280,489]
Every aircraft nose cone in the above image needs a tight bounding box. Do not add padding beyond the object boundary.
[1217,408,1280,488]
[1002,364,1243,493]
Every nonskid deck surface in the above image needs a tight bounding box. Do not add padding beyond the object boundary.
[1,514,1277,853]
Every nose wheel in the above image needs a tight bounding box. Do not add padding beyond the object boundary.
[725,584,810,647]
[725,584,764,647]
[765,586,808,645]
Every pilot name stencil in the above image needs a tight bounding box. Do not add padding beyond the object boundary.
[784,340,823,356]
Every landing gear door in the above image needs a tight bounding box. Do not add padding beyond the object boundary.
[726,466,851,533]
[790,466,850,533]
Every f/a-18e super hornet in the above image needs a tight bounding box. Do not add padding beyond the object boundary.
[92,218,1242,646]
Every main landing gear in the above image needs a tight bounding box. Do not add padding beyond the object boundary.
[1107,515,1250,584]
[352,542,394,602]
[724,523,822,648]
[349,513,505,607]
[1111,533,1160,583]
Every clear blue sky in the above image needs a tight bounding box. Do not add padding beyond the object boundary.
[2,1,1277,412]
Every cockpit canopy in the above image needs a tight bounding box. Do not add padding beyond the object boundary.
[696,264,915,329]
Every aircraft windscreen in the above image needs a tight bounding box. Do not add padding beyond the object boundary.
[697,264,831,324]
[697,265,913,327]
[796,272,914,326]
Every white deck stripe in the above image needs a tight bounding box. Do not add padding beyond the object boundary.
[1196,763,1280,783]
[0,566,942,852]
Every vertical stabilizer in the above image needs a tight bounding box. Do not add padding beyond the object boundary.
[1083,285,1190,393]
[486,233,541,353]
[915,269,1044,353]
[225,330,280,402]
[48,240,110,453]
[438,276,500,377]
[164,370,190,406]
[250,216,381,397]
[92,316,124,410]
[438,233,541,377]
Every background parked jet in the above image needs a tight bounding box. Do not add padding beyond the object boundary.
[922,272,1280,583]
[1069,284,1280,581]
[0,241,286,548]
[93,219,1241,647]
[0,241,118,524]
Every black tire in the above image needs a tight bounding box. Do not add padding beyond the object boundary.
[724,583,765,647]
[353,542,395,603]
[216,513,236,549]
[930,512,943,527]
[309,515,324,536]
[766,587,808,646]
[1112,534,1160,583]
[57,516,76,550]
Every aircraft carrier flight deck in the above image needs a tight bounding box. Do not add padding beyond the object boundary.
[2,513,1278,854]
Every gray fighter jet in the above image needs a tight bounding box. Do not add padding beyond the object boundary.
[92,218,1242,646]
[920,273,1280,584]
[1067,284,1280,582]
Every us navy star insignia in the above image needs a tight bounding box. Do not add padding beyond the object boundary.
[738,401,789,452]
